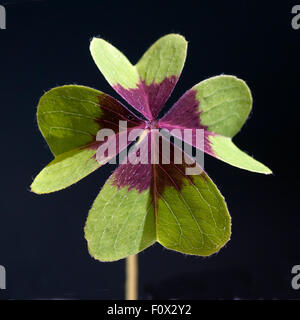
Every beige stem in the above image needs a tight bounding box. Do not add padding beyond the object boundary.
[125,254,138,300]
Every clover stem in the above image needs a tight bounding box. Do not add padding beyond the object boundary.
[125,254,138,300]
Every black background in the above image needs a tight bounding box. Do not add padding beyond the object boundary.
[0,0,299,300]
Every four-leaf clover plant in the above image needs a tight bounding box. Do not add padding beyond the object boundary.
[31,34,271,262]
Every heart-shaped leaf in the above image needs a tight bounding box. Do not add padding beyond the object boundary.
[32,85,143,194]
[90,34,187,120]
[85,131,230,261]
[159,75,271,174]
